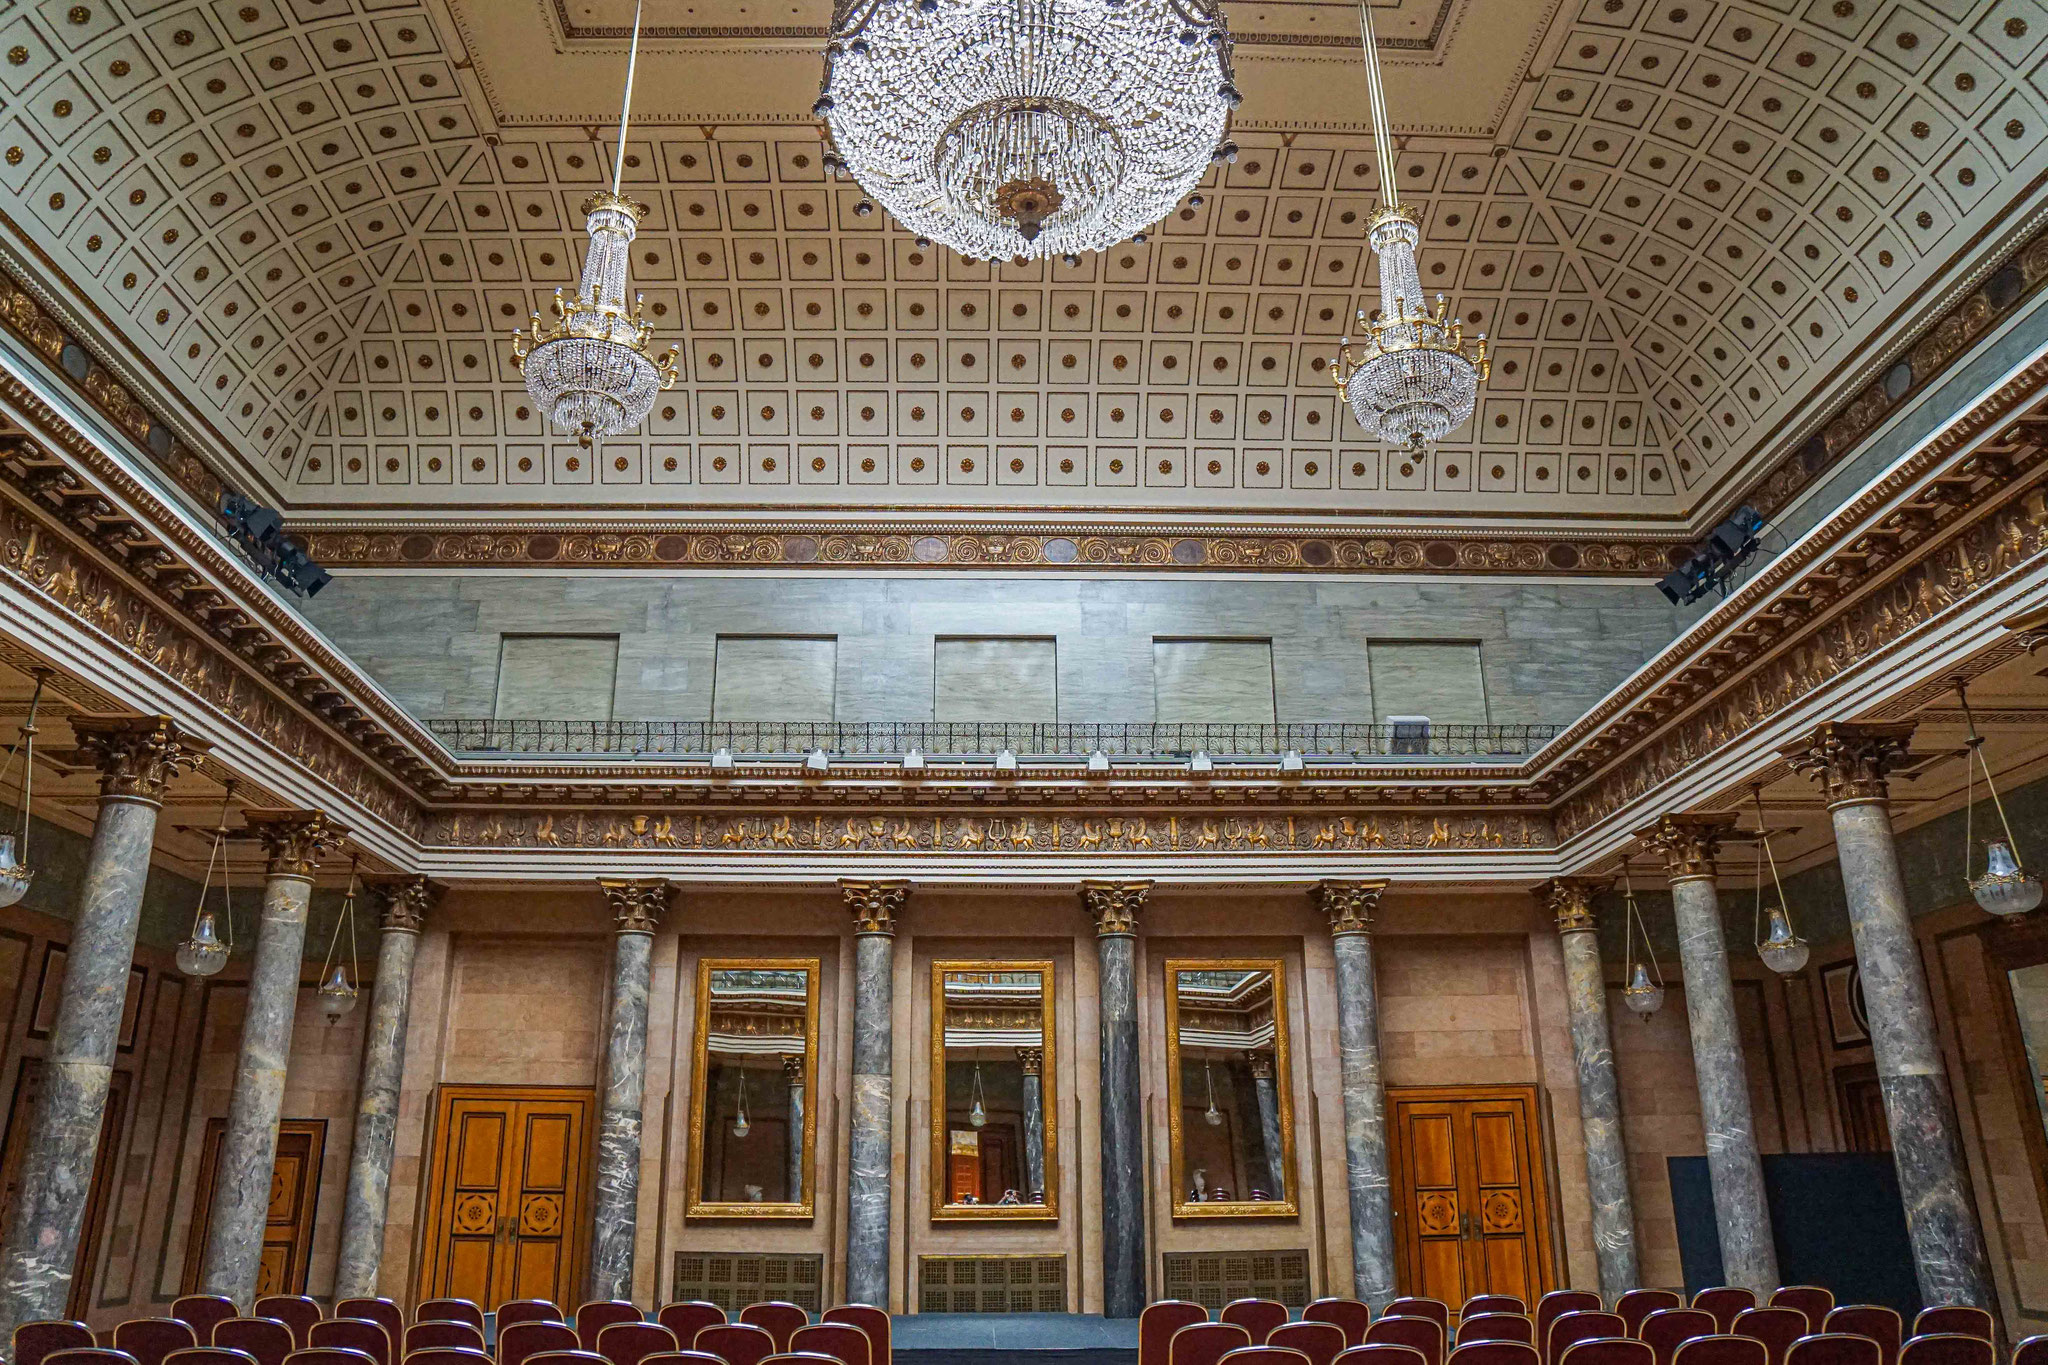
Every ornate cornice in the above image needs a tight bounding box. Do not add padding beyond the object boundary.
[69,711,206,805]
[1081,879,1149,936]
[598,876,675,934]
[366,874,441,934]
[842,877,910,934]
[1784,720,1919,809]
[243,808,345,881]
[1536,876,1606,933]
[1635,812,1741,883]
[1313,878,1386,936]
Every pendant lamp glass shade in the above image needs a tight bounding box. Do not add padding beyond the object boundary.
[1959,682,2041,919]
[1756,905,1811,975]
[1622,960,1665,1016]
[175,910,230,977]
[969,1064,988,1127]
[0,834,32,911]
[316,961,358,1018]
[1973,839,2044,917]
[0,672,46,911]
[732,1069,752,1138]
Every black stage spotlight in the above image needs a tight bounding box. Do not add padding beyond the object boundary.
[216,492,333,598]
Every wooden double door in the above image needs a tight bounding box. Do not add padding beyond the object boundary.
[417,1086,594,1309]
[1389,1085,1554,1304]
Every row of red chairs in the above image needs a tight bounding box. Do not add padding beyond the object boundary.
[1140,1335,2004,1365]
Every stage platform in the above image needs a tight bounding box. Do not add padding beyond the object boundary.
[893,1313,1138,1365]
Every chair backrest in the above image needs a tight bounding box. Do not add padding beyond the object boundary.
[1464,1301,1528,1321]
[1616,1295,1683,1341]
[306,1321,388,1365]
[1671,1337,1767,1365]
[1896,1337,1993,1365]
[414,1303,486,1334]
[821,1308,889,1365]
[1456,1318,1534,1349]
[638,1354,727,1365]
[576,1308,645,1355]
[164,1349,258,1365]
[1144,1304,1214,1365]
[46,1351,139,1365]
[1767,1291,1834,1334]
[213,1319,294,1365]
[280,1349,376,1365]
[1172,1323,1257,1365]
[1691,1295,1757,1336]
[1784,1334,1881,1365]
[1559,1342,1653,1365]
[1218,1348,1315,1365]
[502,1323,582,1365]
[1304,1302,1372,1349]
[1223,1303,1292,1348]
[403,1350,493,1365]
[1448,1342,1540,1365]
[1911,1310,1992,1344]
[695,1324,778,1365]
[1337,1349,1429,1365]
[1640,1310,1719,1365]
[2017,1337,2048,1365]
[757,1353,843,1365]
[1822,1309,1903,1365]
[336,1307,403,1358]
[16,1321,97,1365]
[1539,1296,1606,1363]
[1547,1312,1626,1365]
[1367,1316,1446,1365]
[792,1322,873,1365]
[1731,1309,1806,1365]
[739,1305,810,1354]
[498,1305,566,1330]
[403,1325,482,1357]
[524,1353,611,1365]
[596,1323,679,1365]
[173,1300,242,1342]
[1270,1322,1347,1365]
[254,1300,324,1349]
[1388,1304,1451,1332]
[657,1307,726,1350]
[115,1318,200,1365]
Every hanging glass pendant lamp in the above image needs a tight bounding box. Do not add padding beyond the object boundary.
[1621,873,1666,1017]
[969,1064,988,1128]
[0,669,48,909]
[732,1069,752,1139]
[1750,784,1810,974]
[176,781,238,978]
[1202,1059,1224,1125]
[315,858,361,1020]
[1958,681,2043,917]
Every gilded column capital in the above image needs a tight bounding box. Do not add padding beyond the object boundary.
[1785,720,1918,808]
[1537,877,1608,933]
[366,874,440,934]
[782,1053,805,1085]
[1246,1050,1276,1080]
[242,808,345,880]
[1314,878,1387,936]
[841,877,910,935]
[70,712,208,805]
[1635,812,1741,882]
[598,877,674,935]
[1016,1046,1043,1076]
[1081,879,1150,936]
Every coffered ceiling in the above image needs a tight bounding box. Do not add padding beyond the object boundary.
[1,0,2044,533]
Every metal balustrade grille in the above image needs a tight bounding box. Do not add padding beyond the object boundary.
[917,1254,1068,1313]
[1161,1249,1313,1310]
[671,1251,824,1312]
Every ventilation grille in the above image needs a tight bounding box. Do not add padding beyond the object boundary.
[671,1251,824,1312]
[1161,1249,1313,1310]
[918,1254,1067,1313]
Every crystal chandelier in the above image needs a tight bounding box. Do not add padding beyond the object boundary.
[1749,785,1809,975]
[1331,0,1487,449]
[1958,681,2043,917]
[510,0,678,448]
[815,0,1238,260]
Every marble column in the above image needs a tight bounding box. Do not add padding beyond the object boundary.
[1084,879,1149,1319]
[1316,879,1398,1311]
[1638,813,1779,1297]
[0,715,203,1340]
[200,809,344,1309]
[843,878,909,1309]
[783,1054,806,1203]
[1539,877,1642,1300]
[1247,1051,1286,1200]
[333,875,440,1300]
[588,877,674,1302]
[1018,1046,1046,1199]
[1789,722,1998,1312]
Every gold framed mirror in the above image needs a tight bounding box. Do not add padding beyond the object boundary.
[929,960,1058,1219]
[1164,959,1298,1218]
[686,958,820,1218]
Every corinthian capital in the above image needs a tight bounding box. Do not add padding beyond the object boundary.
[71,713,208,805]
[1635,812,1740,882]
[599,877,674,934]
[367,874,441,934]
[1313,878,1387,936]
[1536,877,1607,933]
[243,808,346,880]
[1080,879,1150,936]
[1785,720,1917,808]
[841,878,910,935]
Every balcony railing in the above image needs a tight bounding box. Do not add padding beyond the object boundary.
[422,719,1561,762]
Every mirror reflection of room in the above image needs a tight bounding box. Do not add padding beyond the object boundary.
[694,964,813,1210]
[1174,966,1287,1206]
[935,963,1054,1214]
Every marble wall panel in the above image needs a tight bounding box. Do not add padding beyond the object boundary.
[1366,641,1489,726]
[494,635,620,721]
[711,636,838,721]
[1152,639,1277,724]
[933,637,1058,722]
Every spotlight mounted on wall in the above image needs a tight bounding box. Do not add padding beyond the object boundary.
[1657,505,1767,606]
[217,493,332,598]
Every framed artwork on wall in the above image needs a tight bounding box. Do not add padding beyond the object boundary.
[1821,960,1870,1049]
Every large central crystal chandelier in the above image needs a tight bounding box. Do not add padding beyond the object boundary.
[1331,1,1487,450]
[510,0,678,448]
[814,0,1239,260]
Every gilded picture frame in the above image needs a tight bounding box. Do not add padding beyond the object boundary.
[685,956,821,1219]
[929,958,1059,1221]
[1164,957,1299,1219]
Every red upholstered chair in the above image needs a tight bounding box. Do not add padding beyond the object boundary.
[1388,1305,1451,1332]
[792,1322,873,1365]
[403,1351,492,1365]
[47,1352,138,1365]
[1367,1315,1447,1365]
[658,1308,726,1351]
[1732,1309,1806,1365]
[115,1318,199,1365]
[1896,1338,1992,1365]
[822,1309,889,1365]
[596,1323,678,1365]
[498,1306,565,1331]
[164,1349,257,1365]
[280,1349,376,1365]
[575,1309,643,1356]
[1456,1318,1534,1349]
[1768,1291,1834,1335]
[256,1301,324,1349]
[696,1324,778,1365]
[502,1324,580,1365]
[1911,1311,1991,1344]
[174,1300,241,1343]
[1617,1296,1683,1341]
[1448,1341,1540,1365]
[1785,1336,1881,1365]
[1464,1301,1527,1322]
[1671,1337,1767,1365]
[402,1326,482,1357]
[524,1352,611,1365]
[1548,1312,1626,1365]
[739,1306,809,1354]
[1224,1303,1292,1347]
[1691,1295,1757,1336]
[1144,1303,1213,1365]
[758,1352,842,1365]
[1641,1311,1718,1365]
[334,1309,401,1358]
[414,1305,485,1335]
[1560,1342,1653,1365]
[1270,1322,1347,1365]
[16,1321,97,1365]
[2017,1338,2048,1365]
[640,1354,726,1365]
[1822,1309,1903,1365]
[214,1319,294,1365]
[1305,1302,1372,1349]
[1218,1348,1314,1365]
[1172,1323,1256,1365]
[1337,1347,1427,1365]
[307,1322,387,1365]
[1539,1297,1605,1363]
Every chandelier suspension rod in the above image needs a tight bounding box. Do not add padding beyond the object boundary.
[1355,0,1399,208]
[612,0,647,198]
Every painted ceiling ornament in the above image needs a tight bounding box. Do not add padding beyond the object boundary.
[1331,0,1487,450]
[813,0,1239,261]
[509,0,679,449]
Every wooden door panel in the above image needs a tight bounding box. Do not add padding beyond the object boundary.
[1389,1087,1553,1302]
[1402,1108,1468,1304]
